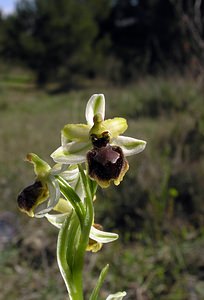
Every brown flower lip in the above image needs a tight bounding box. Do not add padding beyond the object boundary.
[17,181,43,213]
[87,132,129,187]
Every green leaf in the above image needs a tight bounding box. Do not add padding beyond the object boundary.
[57,212,83,300]
[57,213,73,294]
[58,176,85,227]
[89,264,109,300]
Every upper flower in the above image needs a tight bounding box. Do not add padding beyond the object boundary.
[51,94,146,188]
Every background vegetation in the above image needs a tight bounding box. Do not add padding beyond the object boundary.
[0,1,204,299]
[1,0,204,84]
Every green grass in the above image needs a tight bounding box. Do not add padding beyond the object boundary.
[0,67,204,299]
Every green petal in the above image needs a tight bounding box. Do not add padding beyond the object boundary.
[86,94,105,125]
[26,153,50,178]
[51,141,91,164]
[53,198,72,213]
[63,124,90,141]
[106,292,127,300]
[90,226,118,244]
[103,118,128,138]
[112,136,146,156]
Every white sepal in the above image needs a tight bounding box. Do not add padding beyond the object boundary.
[45,212,71,228]
[86,94,105,125]
[51,141,91,164]
[90,226,118,243]
[112,136,146,157]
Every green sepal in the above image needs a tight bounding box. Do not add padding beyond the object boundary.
[112,136,147,156]
[63,124,90,142]
[26,153,50,179]
[103,117,128,138]
[51,141,91,164]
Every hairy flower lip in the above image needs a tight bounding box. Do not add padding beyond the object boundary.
[17,181,46,217]
[17,153,62,218]
[87,144,129,188]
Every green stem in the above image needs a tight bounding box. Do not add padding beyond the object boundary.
[73,165,94,284]
[57,169,95,300]
[57,212,84,300]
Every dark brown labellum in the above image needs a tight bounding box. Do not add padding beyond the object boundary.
[17,181,43,212]
[87,145,125,182]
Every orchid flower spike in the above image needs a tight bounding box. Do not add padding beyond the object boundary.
[51,94,146,188]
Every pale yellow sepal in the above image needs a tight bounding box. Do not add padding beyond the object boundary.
[63,124,90,142]
[26,153,50,179]
[103,117,128,138]
[53,198,72,213]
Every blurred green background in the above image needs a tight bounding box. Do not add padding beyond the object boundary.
[0,1,204,299]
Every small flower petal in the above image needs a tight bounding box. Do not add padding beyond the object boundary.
[85,94,105,125]
[103,118,128,138]
[51,141,91,164]
[106,292,127,300]
[63,124,90,142]
[112,136,146,156]
[53,198,72,213]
